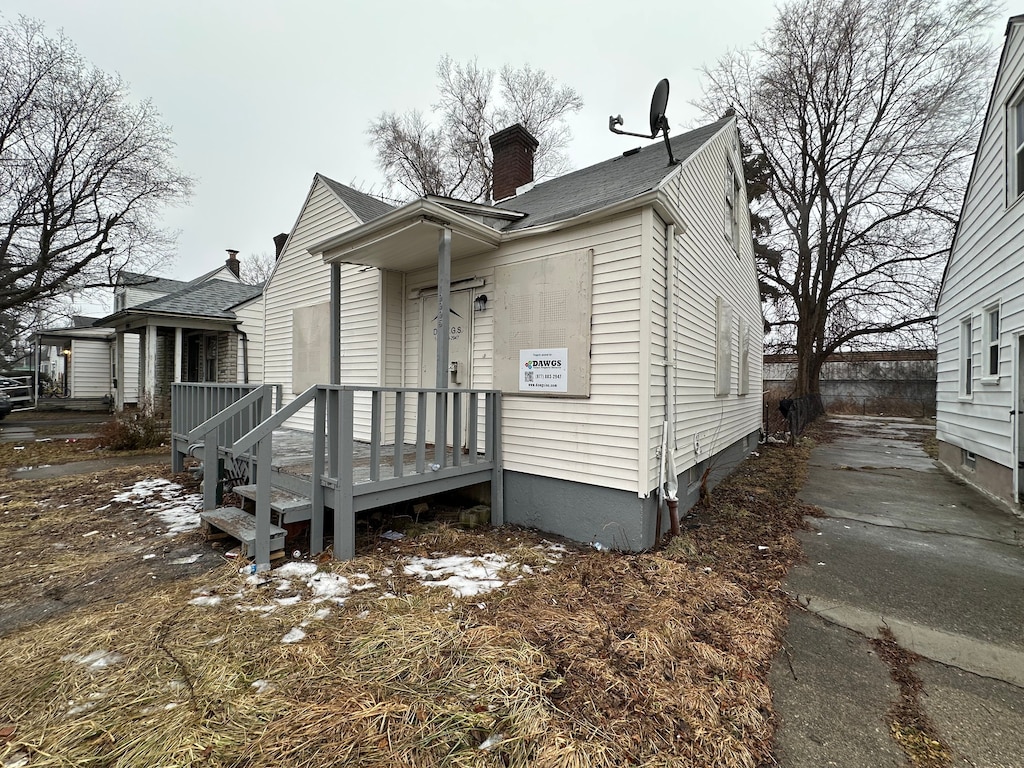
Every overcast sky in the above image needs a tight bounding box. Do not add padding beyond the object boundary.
[1,1,1012,313]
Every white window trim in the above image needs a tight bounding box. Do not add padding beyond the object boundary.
[981,302,1001,384]
[960,315,974,400]
[725,163,742,252]
[1009,83,1024,205]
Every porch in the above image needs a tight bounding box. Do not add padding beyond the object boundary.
[171,382,503,571]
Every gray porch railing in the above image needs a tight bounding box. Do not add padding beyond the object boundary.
[170,384,277,502]
[232,385,503,571]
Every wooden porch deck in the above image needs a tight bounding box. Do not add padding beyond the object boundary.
[171,383,502,571]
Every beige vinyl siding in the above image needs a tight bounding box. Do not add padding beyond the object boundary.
[936,22,1024,469]
[263,177,381,433]
[651,124,763,492]
[233,296,264,384]
[70,339,112,397]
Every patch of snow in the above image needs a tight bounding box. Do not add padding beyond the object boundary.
[188,595,222,607]
[61,650,124,670]
[281,627,306,644]
[251,679,273,694]
[109,479,202,536]
[404,553,518,598]
[170,553,203,565]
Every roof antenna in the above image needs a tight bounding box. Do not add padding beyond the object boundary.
[609,78,678,166]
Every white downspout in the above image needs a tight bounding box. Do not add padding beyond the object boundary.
[663,222,680,536]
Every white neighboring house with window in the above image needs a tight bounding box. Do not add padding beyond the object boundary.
[936,14,1024,509]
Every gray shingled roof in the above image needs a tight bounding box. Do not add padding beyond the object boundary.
[118,271,191,294]
[130,280,262,319]
[496,117,731,231]
[320,176,396,223]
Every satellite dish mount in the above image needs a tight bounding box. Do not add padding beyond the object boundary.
[609,78,678,165]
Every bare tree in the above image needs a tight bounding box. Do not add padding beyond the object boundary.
[368,56,583,202]
[239,252,275,286]
[0,16,193,323]
[699,0,999,395]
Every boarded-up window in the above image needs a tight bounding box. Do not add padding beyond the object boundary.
[715,297,733,396]
[292,302,331,393]
[493,249,592,396]
[738,318,750,396]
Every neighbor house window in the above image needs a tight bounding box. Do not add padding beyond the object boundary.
[960,317,973,397]
[1012,87,1024,200]
[984,304,1000,378]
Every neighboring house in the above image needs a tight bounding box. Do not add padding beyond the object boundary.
[254,115,762,550]
[31,316,136,403]
[936,15,1024,509]
[95,252,265,412]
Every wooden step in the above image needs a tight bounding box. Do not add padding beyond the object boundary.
[200,506,286,557]
[233,484,312,524]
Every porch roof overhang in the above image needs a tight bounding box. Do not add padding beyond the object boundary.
[32,326,113,347]
[310,199,503,271]
[93,309,239,334]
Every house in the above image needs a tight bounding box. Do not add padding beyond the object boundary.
[200,114,762,559]
[31,316,134,405]
[95,251,265,412]
[935,15,1024,509]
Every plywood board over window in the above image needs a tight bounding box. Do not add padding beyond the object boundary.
[716,296,734,396]
[292,301,330,393]
[493,249,593,397]
[738,318,750,396]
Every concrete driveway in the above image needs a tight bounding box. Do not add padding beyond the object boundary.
[770,415,1024,767]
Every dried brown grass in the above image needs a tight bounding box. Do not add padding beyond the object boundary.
[0,440,814,768]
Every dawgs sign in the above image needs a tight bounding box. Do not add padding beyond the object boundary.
[519,348,569,393]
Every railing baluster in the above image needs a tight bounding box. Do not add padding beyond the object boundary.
[468,392,478,463]
[434,390,446,468]
[370,390,381,482]
[416,392,426,473]
[452,391,462,468]
[393,391,404,478]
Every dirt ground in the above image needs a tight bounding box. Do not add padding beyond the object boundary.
[0,433,819,768]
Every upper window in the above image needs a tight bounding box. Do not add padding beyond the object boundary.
[1010,88,1024,201]
[984,304,1000,378]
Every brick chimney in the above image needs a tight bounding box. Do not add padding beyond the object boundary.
[489,123,538,202]
[273,233,288,260]
[225,249,240,278]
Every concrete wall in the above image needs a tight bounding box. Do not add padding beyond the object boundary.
[938,439,1014,510]
[765,351,936,415]
[503,428,760,551]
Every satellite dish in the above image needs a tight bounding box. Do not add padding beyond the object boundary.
[649,79,670,138]
[609,78,679,165]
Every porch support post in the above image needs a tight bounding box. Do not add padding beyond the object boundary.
[115,332,126,410]
[435,227,452,464]
[436,227,452,389]
[144,324,157,407]
[173,327,183,383]
[330,263,341,385]
[33,337,39,406]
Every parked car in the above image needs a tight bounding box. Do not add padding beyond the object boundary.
[0,390,12,420]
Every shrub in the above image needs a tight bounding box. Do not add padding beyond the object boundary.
[99,410,168,451]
